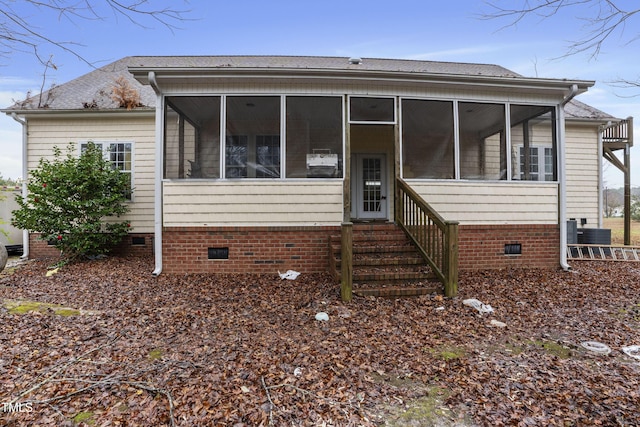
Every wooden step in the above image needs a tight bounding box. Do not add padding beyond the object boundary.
[329,222,442,296]
[354,284,442,298]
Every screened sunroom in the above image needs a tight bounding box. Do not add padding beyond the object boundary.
[163,94,558,185]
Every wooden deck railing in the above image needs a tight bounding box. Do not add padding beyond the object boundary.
[396,179,459,297]
[602,118,632,144]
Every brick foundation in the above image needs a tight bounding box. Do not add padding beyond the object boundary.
[113,234,155,257]
[161,226,339,274]
[26,224,562,274]
[28,234,63,258]
[458,224,560,270]
[27,233,154,259]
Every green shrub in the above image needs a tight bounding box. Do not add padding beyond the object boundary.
[12,142,131,261]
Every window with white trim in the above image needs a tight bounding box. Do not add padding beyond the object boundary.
[80,141,133,200]
[518,146,554,181]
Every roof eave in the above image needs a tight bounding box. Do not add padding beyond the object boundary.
[130,66,594,97]
[2,108,155,116]
[566,116,622,125]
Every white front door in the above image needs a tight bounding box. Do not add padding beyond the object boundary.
[352,154,387,220]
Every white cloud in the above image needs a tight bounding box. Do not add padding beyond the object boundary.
[0,90,27,109]
[406,45,508,61]
[0,76,36,87]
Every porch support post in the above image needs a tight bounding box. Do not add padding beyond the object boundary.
[340,222,353,302]
[444,221,459,298]
[341,96,353,302]
[394,97,401,222]
[624,140,632,246]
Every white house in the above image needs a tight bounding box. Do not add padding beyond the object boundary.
[3,56,631,297]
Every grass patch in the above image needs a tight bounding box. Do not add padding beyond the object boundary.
[382,385,473,426]
[72,411,94,425]
[618,303,640,323]
[528,339,571,359]
[504,342,525,356]
[0,266,18,276]
[148,348,164,361]
[427,345,466,361]
[3,299,82,316]
[603,217,640,246]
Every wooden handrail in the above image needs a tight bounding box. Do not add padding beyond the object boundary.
[396,178,458,297]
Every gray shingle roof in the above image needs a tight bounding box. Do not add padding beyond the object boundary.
[564,98,616,121]
[1,55,614,121]
[5,57,155,111]
[126,55,522,77]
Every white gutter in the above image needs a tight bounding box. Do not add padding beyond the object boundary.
[10,113,29,259]
[558,84,579,271]
[148,71,163,276]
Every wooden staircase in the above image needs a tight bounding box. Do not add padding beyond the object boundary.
[329,223,442,297]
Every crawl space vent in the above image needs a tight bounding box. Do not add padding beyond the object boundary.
[208,247,229,260]
[131,236,145,245]
[504,243,522,255]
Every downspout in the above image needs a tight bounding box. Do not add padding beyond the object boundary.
[597,122,608,229]
[10,113,29,259]
[558,84,578,271]
[148,71,164,276]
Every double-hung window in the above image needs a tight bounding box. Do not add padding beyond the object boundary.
[519,146,554,181]
[80,141,133,200]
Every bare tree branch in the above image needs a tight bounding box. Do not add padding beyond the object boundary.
[481,0,640,59]
[609,77,640,96]
[0,0,191,67]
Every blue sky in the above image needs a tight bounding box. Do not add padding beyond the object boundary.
[1,0,638,187]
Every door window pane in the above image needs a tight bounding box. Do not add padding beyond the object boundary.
[362,157,382,212]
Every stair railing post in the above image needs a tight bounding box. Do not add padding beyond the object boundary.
[444,221,459,297]
[341,221,353,302]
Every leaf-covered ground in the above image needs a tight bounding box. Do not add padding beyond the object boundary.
[0,257,639,426]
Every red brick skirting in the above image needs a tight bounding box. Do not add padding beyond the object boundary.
[458,224,560,270]
[28,234,62,258]
[161,226,340,274]
[27,233,154,259]
[26,224,561,274]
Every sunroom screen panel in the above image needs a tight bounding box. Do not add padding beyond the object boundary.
[226,96,281,179]
[459,102,506,180]
[286,96,343,178]
[401,99,454,179]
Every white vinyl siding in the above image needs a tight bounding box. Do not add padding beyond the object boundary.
[406,181,559,224]
[25,115,156,233]
[565,124,600,226]
[163,181,343,226]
